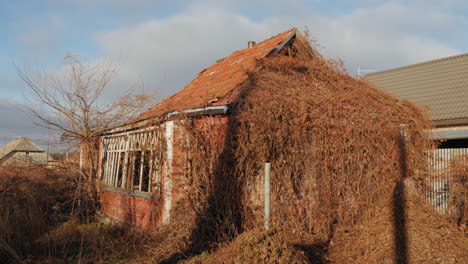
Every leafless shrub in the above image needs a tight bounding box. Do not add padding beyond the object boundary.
[17,56,154,220]
[0,165,151,263]
[0,166,75,258]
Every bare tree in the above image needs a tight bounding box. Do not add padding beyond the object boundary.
[17,55,153,217]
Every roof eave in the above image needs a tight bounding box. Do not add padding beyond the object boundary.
[102,104,231,135]
[433,117,468,127]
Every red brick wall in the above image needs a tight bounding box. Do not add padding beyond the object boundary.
[169,123,189,204]
[192,115,230,148]
[191,115,264,205]
[170,116,231,203]
[99,115,238,228]
[100,189,161,228]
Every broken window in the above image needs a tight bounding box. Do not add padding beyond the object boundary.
[141,150,151,192]
[101,129,161,194]
[102,135,127,188]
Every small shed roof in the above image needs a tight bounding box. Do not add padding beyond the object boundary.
[365,53,468,126]
[134,27,299,122]
[0,137,44,160]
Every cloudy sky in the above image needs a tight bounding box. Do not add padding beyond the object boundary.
[0,0,467,147]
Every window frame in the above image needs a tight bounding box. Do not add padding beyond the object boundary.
[101,129,161,194]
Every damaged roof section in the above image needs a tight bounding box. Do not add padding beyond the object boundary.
[134,27,316,123]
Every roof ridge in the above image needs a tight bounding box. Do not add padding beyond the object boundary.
[133,27,298,122]
[21,137,43,151]
[0,137,44,157]
[196,27,297,76]
[366,53,468,77]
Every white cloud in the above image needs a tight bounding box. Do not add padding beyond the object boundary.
[2,0,465,141]
[94,2,461,98]
[299,2,461,72]
[96,8,281,98]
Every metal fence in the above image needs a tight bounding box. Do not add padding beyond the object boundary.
[425,148,468,213]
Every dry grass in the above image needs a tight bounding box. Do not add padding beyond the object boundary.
[446,154,468,227]
[33,220,151,264]
[0,166,74,258]
[328,178,468,264]
[184,229,309,264]
[0,165,150,264]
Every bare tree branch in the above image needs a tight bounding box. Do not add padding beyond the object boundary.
[16,55,154,214]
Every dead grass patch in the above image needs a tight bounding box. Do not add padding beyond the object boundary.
[184,229,309,264]
[328,178,468,264]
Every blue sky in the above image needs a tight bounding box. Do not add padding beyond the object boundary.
[0,0,467,147]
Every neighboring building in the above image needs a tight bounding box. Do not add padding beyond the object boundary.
[365,53,468,147]
[0,137,49,166]
[365,54,468,212]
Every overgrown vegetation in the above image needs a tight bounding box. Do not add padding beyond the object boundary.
[3,31,466,263]
[174,54,430,253]
[185,229,309,264]
[328,178,467,263]
[17,56,153,218]
[140,43,466,263]
[0,165,148,264]
[446,154,468,227]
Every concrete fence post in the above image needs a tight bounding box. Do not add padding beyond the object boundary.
[264,162,271,231]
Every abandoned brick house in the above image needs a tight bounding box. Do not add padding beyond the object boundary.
[96,28,321,227]
[0,137,48,166]
[366,54,468,211]
[99,26,430,228]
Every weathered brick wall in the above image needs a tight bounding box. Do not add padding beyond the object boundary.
[192,115,265,205]
[169,122,190,205]
[192,115,230,148]
[100,189,161,228]
[96,136,104,193]
[98,115,248,228]
[165,116,231,219]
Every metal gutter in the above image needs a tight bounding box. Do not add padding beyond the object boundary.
[166,105,229,118]
[431,125,468,140]
[103,104,231,135]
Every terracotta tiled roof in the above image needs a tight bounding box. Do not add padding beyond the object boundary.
[365,53,468,126]
[135,28,297,121]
